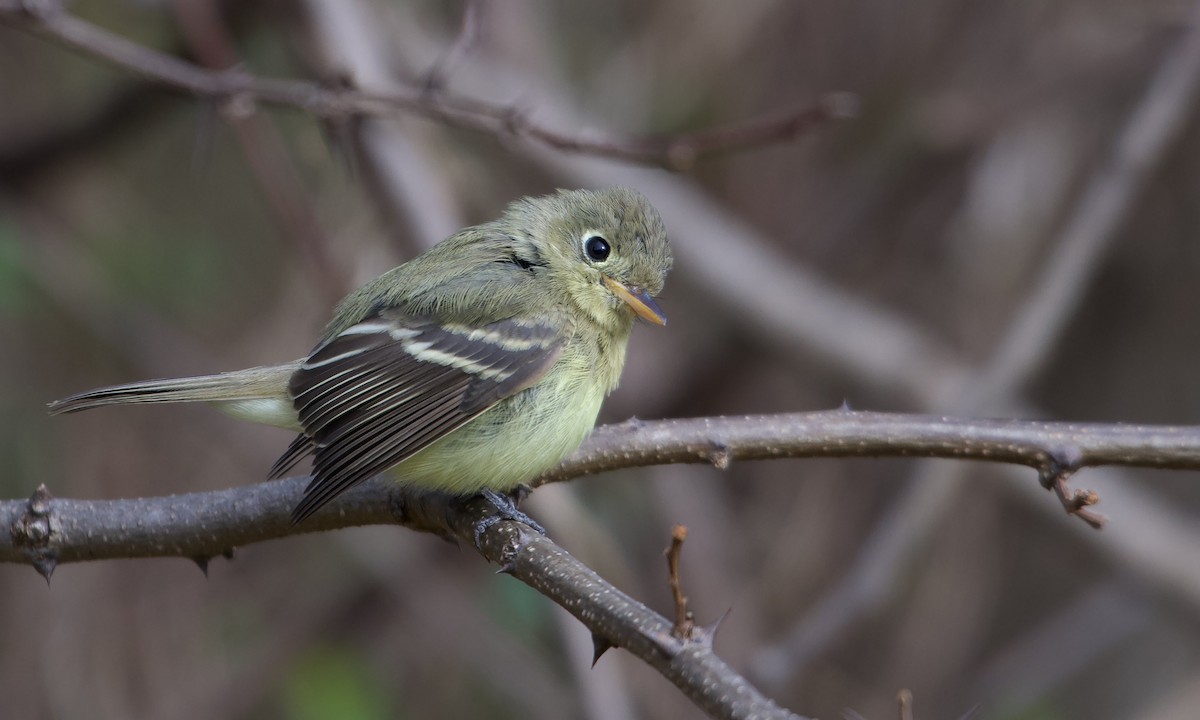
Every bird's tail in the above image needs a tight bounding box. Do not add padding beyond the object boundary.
[48,363,301,427]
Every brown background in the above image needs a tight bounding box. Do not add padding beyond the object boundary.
[3,1,1200,718]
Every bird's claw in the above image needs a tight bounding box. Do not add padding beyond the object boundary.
[473,489,546,547]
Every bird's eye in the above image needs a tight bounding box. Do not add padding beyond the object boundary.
[584,235,611,262]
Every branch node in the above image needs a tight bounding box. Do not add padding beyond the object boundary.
[14,484,55,544]
[649,630,685,659]
[665,141,698,172]
[1037,450,1080,488]
[707,443,732,470]
[1038,447,1104,529]
[14,485,59,581]
[501,106,528,137]
[590,632,614,667]
[27,483,53,516]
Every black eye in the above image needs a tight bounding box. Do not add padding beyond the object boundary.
[584,235,611,262]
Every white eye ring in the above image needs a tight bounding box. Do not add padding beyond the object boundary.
[581,232,611,262]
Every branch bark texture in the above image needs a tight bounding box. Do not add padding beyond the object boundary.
[8,410,1200,568]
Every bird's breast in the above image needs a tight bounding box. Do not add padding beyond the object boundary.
[389,355,608,495]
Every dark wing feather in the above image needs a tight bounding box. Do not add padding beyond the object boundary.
[279,310,563,524]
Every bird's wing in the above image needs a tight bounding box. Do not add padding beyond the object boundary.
[275,308,563,524]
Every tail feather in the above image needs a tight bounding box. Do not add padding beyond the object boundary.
[48,363,301,415]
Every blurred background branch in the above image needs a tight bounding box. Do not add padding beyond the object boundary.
[0,0,855,169]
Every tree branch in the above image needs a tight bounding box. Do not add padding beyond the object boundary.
[8,410,1200,717]
[3,458,812,719]
[9,410,1200,569]
[0,0,855,169]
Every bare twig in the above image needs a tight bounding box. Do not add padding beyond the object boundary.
[0,0,854,169]
[666,524,694,639]
[421,0,484,92]
[897,689,913,720]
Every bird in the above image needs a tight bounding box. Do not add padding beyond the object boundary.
[49,187,673,529]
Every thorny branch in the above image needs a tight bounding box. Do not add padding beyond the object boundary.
[21,409,1200,569]
[0,0,856,169]
[6,410,1200,716]
[10,406,1200,570]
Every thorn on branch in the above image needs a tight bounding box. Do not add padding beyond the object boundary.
[191,555,211,576]
[591,632,614,667]
[32,554,58,584]
[697,607,732,649]
[187,548,232,575]
[665,524,695,640]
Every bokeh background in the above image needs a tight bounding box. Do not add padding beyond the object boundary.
[4,1,1200,718]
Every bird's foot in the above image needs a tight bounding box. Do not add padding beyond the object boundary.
[473,489,546,547]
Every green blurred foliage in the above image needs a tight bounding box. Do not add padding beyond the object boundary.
[284,646,396,720]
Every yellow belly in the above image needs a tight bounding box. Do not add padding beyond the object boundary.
[389,368,604,495]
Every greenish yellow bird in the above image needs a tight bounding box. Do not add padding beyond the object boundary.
[50,187,672,526]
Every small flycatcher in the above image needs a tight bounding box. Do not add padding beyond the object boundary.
[50,187,672,525]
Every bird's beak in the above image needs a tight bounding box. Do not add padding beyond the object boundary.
[602,276,667,326]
